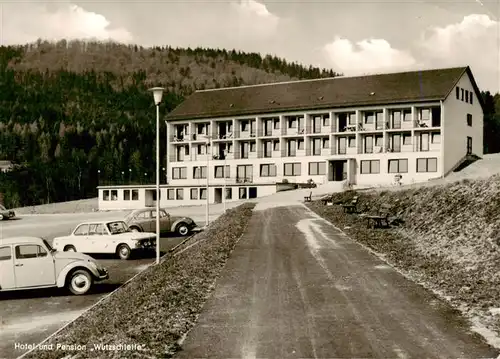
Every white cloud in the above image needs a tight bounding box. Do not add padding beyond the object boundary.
[230,0,280,37]
[323,36,417,75]
[2,3,133,45]
[322,14,500,92]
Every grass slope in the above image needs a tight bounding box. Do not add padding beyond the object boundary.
[23,202,256,359]
[307,175,500,346]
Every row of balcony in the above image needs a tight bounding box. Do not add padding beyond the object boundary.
[171,120,439,143]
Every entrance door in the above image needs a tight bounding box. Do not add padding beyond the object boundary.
[214,188,223,204]
[329,160,348,181]
[249,187,257,199]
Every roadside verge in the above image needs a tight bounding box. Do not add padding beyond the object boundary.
[20,202,256,359]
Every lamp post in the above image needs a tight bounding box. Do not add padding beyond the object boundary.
[97,169,100,186]
[223,148,228,212]
[204,135,211,227]
[149,86,165,265]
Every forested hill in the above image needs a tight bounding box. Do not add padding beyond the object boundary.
[0,40,340,208]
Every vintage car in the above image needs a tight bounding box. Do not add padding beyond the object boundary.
[0,204,15,220]
[0,236,108,295]
[52,220,156,260]
[125,208,198,236]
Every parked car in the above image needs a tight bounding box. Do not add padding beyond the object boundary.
[52,220,156,260]
[0,236,108,295]
[0,204,15,220]
[125,208,198,236]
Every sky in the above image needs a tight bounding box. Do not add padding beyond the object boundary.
[0,0,499,93]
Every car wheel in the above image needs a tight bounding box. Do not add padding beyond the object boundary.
[117,244,132,260]
[0,214,4,220]
[129,226,141,232]
[68,269,93,295]
[64,245,76,252]
[176,223,189,236]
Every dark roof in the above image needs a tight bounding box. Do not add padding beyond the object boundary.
[166,66,484,121]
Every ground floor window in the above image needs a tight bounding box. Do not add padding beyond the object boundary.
[388,159,408,173]
[416,158,437,172]
[239,187,247,199]
[102,190,109,201]
[284,163,301,176]
[176,188,184,200]
[167,189,175,200]
[111,190,118,200]
[308,162,326,175]
[226,188,232,200]
[190,188,198,200]
[200,188,207,200]
[360,160,380,174]
[123,189,139,201]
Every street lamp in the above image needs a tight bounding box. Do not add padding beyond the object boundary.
[223,148,228,212]
[203,135,211,227]
[149,86,165,265]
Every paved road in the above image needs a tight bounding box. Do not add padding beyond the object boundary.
[177,205,499,359]
[0,213,191,359]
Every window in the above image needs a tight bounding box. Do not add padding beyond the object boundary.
[226,188,232,200]
[467,136,472,155]
[239,188,247,199]
[124,190,131,201]
[465,90,469,103]
[403,109,412,122]
[312,138,321,155]
[298,139,304,150]
[420,109,430,121]
[103,190,109,201]
[284,163,301,176]
[16,245,47,259]
[338,137,346,154]
[432,133,441,144]
[391,134,401,152]
[309,162,326,175]
[322,115,329,126]
[456,87,460,99]
[193,166,207,179]
[364,136,373,153]
[200,188,207,200]
[215,165,230,178]
[260,164,277,177]
[288,118,297,128]
[111,190,118,200]
[250,142,256,152]
[241,120,249,132]
[375,135,383,147]
[172,167,187,179]
[403,134,412,145]
[322,138,329,149]
[74,224,89,236]
[364,111,374,124]
[420,133,429,151]
[0,246,12,261]
[274,118,280,129]
[151,210,167,219]
[287,140,297,156]
[136,212,149,219]
[461,88,464,101]
[388,159,408,173]
[167,189,175,200]
[360,160,380,174]
[190,188,198,200]
[89,223,107,235]
[392,110,401,129]
[470,93,474,105]
[348,137,356,148]
[237,165,253,182]
[176,189,184,200]
[273,140,280,151]
[467,114,472,127]
[417,158,437,172]
[152,190,161,201]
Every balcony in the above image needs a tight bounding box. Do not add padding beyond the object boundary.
[236,176,253,184]
[172,134,189,143]
[216,132,234,140]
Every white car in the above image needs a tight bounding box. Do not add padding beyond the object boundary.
[52,220,157,260]
[0,237,108,295]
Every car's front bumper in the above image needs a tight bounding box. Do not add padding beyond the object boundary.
[96,268,109,281]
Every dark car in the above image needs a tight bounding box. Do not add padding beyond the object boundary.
[124,208,198,236]
[0,204,15,220]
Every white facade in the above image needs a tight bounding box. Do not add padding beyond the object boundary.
[97,70,484,210]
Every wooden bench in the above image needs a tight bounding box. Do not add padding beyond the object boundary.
[362,204,392,228]
[342,196,359,214]
[304,191,312,202]
[320,194,334,205]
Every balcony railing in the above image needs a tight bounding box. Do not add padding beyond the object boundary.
[236,176,253,184]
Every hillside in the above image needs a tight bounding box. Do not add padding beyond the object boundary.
[308,177,500,348]
[0,40,339,208]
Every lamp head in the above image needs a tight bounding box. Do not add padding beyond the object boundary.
[149,87,165,106]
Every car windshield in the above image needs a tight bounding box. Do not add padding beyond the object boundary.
[42,238,56,252]
[124,212,137,222]
[107,221,129,234]
[0,204,6,210]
